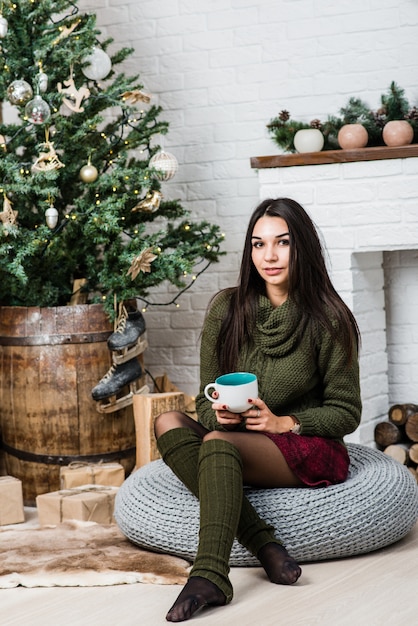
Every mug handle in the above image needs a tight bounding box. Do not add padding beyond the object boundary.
[204,383,216,403]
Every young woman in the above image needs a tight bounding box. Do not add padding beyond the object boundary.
[154,198,362,622]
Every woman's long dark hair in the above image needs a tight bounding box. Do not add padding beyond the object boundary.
[215,198,360,372]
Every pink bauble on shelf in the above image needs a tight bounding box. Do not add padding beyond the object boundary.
[337,124,368,150]
[382,120,414,147]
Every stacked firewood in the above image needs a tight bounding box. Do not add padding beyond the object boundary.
[374,403,418,482]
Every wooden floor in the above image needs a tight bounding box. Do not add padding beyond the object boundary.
[2,510,418,626]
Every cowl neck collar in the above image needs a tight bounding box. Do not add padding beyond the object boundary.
[255,295,305,356]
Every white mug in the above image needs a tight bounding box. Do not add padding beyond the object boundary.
[204,372,258,413]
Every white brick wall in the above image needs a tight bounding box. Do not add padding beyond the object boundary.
[82,0,418,441]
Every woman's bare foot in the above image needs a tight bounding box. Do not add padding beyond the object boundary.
[257,542,302,585]
[166,576,226,622]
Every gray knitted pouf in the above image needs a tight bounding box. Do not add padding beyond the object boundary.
[115,443,418,565]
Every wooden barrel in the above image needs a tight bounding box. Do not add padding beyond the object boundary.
[0,304,136,505]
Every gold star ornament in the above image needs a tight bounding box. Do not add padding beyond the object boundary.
[127,247,158,280]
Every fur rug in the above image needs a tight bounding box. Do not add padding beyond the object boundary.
[0,520,190,588]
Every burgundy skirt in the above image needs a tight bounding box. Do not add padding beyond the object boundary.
[262,432,350,487]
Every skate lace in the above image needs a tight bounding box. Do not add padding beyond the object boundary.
[114,305,128,334]
[100,363,117,383]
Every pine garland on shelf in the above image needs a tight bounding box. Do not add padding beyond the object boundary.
[0,0,225,315]
[267,82,418,153]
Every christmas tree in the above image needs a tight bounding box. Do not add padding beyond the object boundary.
[0,0,224,315]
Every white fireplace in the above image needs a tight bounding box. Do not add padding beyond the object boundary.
[252,146,418,445]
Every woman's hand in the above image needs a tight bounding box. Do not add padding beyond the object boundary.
[210,392,244,428]
[212,402,244,428]
[243,398,297,434]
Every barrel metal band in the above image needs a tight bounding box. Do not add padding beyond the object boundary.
[0,330,112,346]
[1,441,135,466]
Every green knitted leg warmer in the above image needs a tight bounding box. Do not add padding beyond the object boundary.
[156,427,201,494]
[156,427,281,558]
[188,438,243,603]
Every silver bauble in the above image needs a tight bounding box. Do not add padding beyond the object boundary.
[149,150,179,181]
[7,80,33,106]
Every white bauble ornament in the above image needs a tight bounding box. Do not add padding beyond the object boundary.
[7,80,33,106]
[25,95,51,124]
[293,128,324,153]
[45,206,59,229]
[0,15,8,38]
[149,150,179,181]
[82,47,112,81]
[79,162,98,183]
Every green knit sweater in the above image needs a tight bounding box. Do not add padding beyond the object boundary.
[195,290,362,443]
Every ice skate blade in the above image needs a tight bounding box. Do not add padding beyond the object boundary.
[112,336,148,365]
[96,383,150,414]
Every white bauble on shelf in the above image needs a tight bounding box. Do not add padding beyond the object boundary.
[293,128,324,153]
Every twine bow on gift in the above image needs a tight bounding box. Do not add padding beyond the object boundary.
[67,461,98,483]
[57,485,115,522]
[62,460,107,485]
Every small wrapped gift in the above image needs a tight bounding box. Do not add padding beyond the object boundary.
[0,476,25,525]
[59,462,125,489]
[36,485,119,526]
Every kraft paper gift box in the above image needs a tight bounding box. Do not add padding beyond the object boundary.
[0,476,25,525]
[59,462,125,489]
[36,485,119,526]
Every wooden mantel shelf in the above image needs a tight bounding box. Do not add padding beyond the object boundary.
[250,144,418,169]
